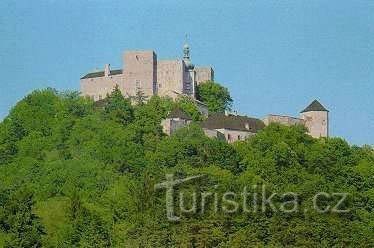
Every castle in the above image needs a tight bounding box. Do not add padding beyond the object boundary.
[81,44,329,141]
[80,44,213,101]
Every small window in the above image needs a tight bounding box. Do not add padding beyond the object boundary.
[159,83,162,88]
[227,134,231,141]
[238,135,240,140]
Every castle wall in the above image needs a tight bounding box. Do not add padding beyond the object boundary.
[123,51,157,97]
[81,49,215,102]
[195,100,209,117]
[203,128,225,140]
[81,74,125,101]
[215,128,256,143]
[183,65,195,96]
[263,114,304,126]
[161,118,191,135]
[195,66,214,84]
[157,60,184,97]
[300,111,329,138]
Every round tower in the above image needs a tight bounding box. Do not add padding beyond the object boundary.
[182,41,196,97]
[183,42,194,70]
[299,100,329,138]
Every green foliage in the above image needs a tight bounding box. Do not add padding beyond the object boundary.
[133,89,148,105]
[196,80,233,113]
[103,85,134,125]
[0,88,373,247]
[175,96,202,121]
[0,187,45,247]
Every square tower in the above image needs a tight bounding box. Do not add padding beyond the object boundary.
[123,51,157,97]
[299,100,329,138]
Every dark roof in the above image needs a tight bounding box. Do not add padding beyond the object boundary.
[201,113,265,132]
[300,100,328,113]
[81,69,123,79]
[167,108,192,120]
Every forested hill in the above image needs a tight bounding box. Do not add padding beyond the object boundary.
[0,88,373,247]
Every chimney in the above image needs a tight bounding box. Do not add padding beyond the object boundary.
[104,64,111,77]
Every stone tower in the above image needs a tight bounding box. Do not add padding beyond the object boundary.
[182,42,195,96]
[300,100,329,138]
[123,50,157,97]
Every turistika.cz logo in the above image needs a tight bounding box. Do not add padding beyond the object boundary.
[154,174,350,222]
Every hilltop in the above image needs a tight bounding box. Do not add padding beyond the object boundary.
[0,88,373,247]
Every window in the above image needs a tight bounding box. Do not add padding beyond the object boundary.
[159,83,162,88]
[136,80,141,89]
[238,135,241,140]
[227,134,231,141]
[99,95,102,100]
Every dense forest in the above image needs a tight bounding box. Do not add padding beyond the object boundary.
[0,85,373,247]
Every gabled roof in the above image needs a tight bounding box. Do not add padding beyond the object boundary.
[81,69,123,79]
[300,100,329,113]
[201,113,265,132]
[167,108,192,120]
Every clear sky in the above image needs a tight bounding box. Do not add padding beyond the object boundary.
[0,1,373,145]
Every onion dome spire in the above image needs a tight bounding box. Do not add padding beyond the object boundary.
[183,35,194,70]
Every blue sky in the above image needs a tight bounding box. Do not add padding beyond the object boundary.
[0,0,373,145]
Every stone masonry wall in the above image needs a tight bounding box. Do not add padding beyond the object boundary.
[81,74,125,101]
[263,114,305,126]
[123,51,157,97]
[157,60,184,97]
[195,66,214,84]
[300,111,329,138]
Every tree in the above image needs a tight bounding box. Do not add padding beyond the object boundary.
[0,87,373,246]
[175,96,202,121]
[196,81,233,113]
[0,188,45,248]
[133,89,148,106]
[103,85,134,125]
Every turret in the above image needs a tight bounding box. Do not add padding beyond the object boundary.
[182,41,196,97]
[183,42,194,70]
[300,100,329,138]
